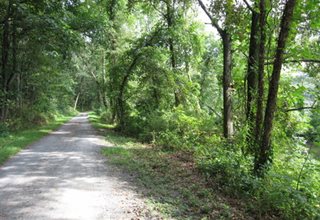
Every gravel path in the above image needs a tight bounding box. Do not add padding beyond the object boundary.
[0,113,155,220]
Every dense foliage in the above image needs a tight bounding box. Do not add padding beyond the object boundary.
[1,0,319,218]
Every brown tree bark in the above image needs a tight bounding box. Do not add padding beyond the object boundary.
[255,0,297,175]
[198,0,234,138]
[245,7,260,152]
[222,31,234,138]
[255,0,266,142]
[166,0,180,107]
[107,0,118,123]
[246,10,259,122]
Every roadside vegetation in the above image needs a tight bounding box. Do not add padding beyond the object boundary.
[89,112,251,219]
[89,112,320,219]
[0,113,75,165]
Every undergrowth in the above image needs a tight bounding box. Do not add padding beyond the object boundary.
[89,112,251,219]
[90,111,320,219]
[103,139,249,218]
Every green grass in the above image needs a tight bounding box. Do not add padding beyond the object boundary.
[0,114,74,165]
[88,112,249,219]
[88,112,116,130]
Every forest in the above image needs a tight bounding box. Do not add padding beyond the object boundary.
[0,0,319,219]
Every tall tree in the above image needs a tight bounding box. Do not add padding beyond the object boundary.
[244,1,260,153]
[255,0,297,175]
[198,0,234,138]
[166,0,180,106]
[245,2,259,125]
[244,0,267,154]
[255,0,266,142]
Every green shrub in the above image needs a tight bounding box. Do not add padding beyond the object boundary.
[195,137,254,195]
[0,123,9,137]
[254,146,320,219]
[100,110,113,123]
[135,108,217,151]
[195,135,320,219]
[94,106,320,219]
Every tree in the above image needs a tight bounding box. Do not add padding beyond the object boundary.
[0,0,100,125]
[198,0,234,138]
[243,0,267,155]
[255,0,297,175]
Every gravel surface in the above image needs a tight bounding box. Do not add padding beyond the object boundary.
[0,113,157,220]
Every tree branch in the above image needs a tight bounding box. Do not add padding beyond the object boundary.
[285,59,320,64]
[243,0,256,13]
[89,71,98,81]
[265,59,320,65]
[285,106,315,112]
[151,2,166,18]
[206,105,222,118]
[197,0,224,35]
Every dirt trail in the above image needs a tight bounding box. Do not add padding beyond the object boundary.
[0,113,154,220]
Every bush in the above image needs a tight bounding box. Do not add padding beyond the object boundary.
[254,146,320,219]
[96,106,320,219]
[195,137,254,194]
[0,123,9,137]
[100,110,113,123]
[195,136,320,219]
[128,108,219,150]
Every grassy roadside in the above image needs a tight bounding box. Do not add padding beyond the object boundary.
[89,112,250,220]
[0,114,75,165]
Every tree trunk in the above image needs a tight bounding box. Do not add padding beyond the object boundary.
[8,11,17,119]
[246,11,259,122]
[222,31,234,138]
[170,39,180,106]
[101,49,108,109]
[0,1,12,122]
[255,0,297,175]
[246,9,260,152]
[74,93,80,110]
[255,0,266,142]
[107,0,118,123]
[166,0,180,107]
[117,55,139,130]
[197,0,234,139]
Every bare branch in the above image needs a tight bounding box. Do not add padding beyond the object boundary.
[89,71,98,81]
[243,0,256,13]
[197,0,224,35]
[284,59,320,64]
[151,3,166,18]
[265,59,320,65]
[285,101,317,112]
[206,105,222,118]
[285,106,315,112]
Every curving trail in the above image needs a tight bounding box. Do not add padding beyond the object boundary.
[0,113,153,220]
